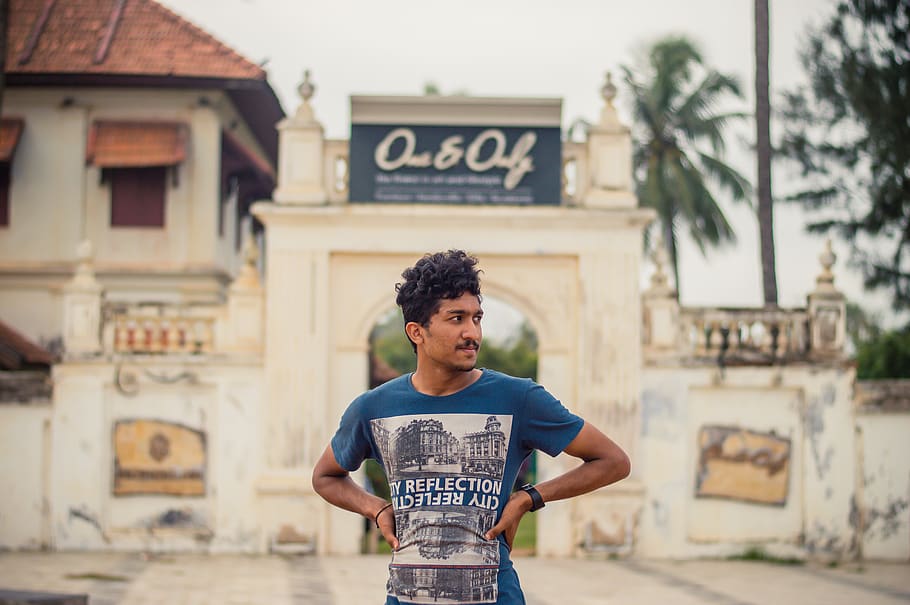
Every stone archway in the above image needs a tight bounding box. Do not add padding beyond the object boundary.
[253,204,651,555]
[252,85,652,556]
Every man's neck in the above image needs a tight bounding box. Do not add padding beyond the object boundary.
[411,367,482,397]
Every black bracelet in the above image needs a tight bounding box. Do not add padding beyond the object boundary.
[519,483,545,512]
[374,502,393,529]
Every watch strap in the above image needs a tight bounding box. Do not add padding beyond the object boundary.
[520,483,545,512]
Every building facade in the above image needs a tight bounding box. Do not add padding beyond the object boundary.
[0,0,907,561]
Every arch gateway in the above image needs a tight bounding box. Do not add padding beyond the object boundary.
[253,80,653,555]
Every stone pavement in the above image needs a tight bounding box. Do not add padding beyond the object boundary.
[0,552,907,605]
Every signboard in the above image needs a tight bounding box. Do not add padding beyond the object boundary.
[113,419,206,496]
[694,425,791,506]
[350,125,560,204]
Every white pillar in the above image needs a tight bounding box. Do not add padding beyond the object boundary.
[582,73,636,209]
[225,234,264,353]
[807,239,847,359]
[274,70,327,205]
[62,240,103,357]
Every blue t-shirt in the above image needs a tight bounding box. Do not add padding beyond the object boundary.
[331,369,584,605]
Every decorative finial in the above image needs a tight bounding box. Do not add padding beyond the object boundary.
[69,239,101,289]
[816,238,837,290]
[597,71,622,130]
[231,232,261,290]
[293,69,319,123]
[601,71,617,106]
[648,234,674,295]
[298,69,315,103]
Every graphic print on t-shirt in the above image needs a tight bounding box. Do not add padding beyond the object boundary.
[371,413,512,605]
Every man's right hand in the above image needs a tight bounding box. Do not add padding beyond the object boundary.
[374,503,399,550]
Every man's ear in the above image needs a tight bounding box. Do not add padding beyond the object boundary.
[404,321,424,346]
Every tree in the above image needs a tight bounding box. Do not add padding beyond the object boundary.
[778,0,910,313]
[622,36,753,292]
[755,0,779,305]
[856,328,910,379]
[370,312,538,380]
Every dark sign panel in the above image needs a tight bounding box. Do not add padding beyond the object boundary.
[349,124,561,205]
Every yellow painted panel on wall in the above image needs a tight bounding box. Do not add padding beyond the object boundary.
[113,419,205,496]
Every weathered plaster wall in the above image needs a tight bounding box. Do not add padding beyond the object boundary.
[0,403,51,549]
[856,411,910,560]
[639,365,857,559]
[46,361,263,552]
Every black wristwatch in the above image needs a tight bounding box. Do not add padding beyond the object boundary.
[519,483,545,512]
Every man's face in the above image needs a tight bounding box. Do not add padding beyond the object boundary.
[414,292,483,373]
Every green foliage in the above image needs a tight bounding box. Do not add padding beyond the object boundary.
[511,512,537,554]
[621,35,752,290]
[778,0,910,311]
[370,311,538,380]
[371,312,417,375]
[855,327,910,379]
[846,303,910,379]
[727,546,804,566]
[477,321,538,381]
[364,459,390,500]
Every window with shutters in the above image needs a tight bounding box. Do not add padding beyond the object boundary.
[109,166,167,227]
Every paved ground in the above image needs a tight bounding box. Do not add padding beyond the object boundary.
[0,552,907,604]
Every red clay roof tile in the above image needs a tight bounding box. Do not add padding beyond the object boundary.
[86,120,188,167]
[7,0,266,81]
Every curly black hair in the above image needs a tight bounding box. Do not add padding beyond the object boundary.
[395,250,482,350]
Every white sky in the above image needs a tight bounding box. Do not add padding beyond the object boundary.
[161,0,903,330]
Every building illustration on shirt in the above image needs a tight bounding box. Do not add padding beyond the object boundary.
[371,413,512,604]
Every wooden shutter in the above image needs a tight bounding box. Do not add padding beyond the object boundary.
[110,166,166,227]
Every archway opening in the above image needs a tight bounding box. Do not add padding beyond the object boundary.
[363,295,540,555]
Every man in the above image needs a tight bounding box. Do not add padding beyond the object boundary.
[313,250,630,604]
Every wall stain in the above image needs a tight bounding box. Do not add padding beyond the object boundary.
[805,383,836,480]
[641,390,678,440]
[69,506,110,543]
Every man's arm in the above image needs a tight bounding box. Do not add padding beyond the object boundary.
[312,445,399,549]
[484,422,630,547]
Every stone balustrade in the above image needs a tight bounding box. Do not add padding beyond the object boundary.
[103,304,219,355]
[643,239,847,366]
[324,138,349,203]
[678,306,810,364]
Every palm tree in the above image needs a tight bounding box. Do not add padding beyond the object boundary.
[755,0,778,305]
[623,36,752,293]
[0,0,8,113]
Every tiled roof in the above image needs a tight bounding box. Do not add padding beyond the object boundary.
[0,319,55,370]
[87,120,188,167]
[8,0,265,81]
[0,119,25,162]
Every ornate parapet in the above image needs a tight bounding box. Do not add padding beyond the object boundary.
[275,72,636,209]
[97,237,263,358]
[103,303,220,355]
[643,240,847,366]
[676,306,810,365]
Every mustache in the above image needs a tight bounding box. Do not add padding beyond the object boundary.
[458,340,480,350]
